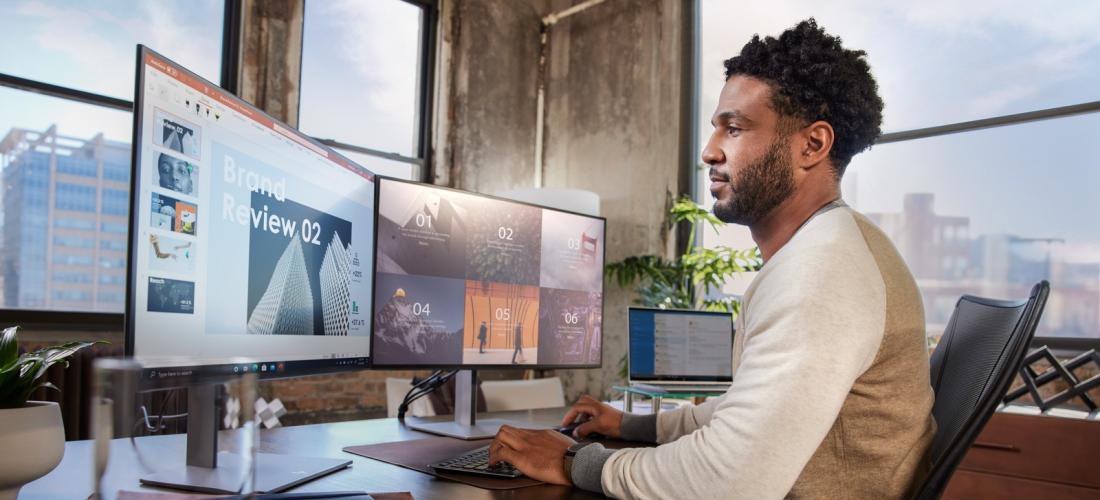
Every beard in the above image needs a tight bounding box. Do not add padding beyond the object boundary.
[712,138,796,226]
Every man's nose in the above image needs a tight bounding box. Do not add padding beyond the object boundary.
[701,138,724,166]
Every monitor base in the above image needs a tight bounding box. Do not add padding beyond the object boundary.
[140,452,351,494]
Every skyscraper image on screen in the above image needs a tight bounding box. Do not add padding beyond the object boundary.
[370,177,606,369]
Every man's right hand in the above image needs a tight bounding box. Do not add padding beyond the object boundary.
[561,394,624,439]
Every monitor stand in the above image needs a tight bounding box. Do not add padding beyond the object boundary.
[406,370,545,440]
[139,384,351,494]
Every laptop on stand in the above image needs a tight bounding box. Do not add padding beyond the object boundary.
[627,307,734,393]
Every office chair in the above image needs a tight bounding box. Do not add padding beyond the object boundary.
[913,281,1050,500]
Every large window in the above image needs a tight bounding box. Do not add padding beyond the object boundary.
[697,2,1100,343]
[298,0,433,181]
[0,0,227,314]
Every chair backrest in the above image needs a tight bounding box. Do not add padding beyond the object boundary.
[480,377,566,412]
[915,281,1049,499]
[384,377,436,418]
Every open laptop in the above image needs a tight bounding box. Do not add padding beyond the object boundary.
[628,307,734,392]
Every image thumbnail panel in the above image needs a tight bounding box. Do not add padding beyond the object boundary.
[462,280,540,365]
[246,192,353,336]
[154,152,199,197]
[540,211,604,292]
[150,192,197,236]
[152,108,201,160]
[147,276,195,314]
[147,234,196,275]
[537,288,602,366]
[373,272,465,365]
[465,198,542,286]
[376,181,470,279]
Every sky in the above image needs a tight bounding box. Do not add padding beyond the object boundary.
[696,0,1100,262]
[0,0,423,163]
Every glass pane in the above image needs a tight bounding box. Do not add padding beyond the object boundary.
[0,88,132,313]
[335,148,418,181]
[841,114,1100,340]
[697,1,1100,135]
[299,0,423,157]
[0,0,224,100]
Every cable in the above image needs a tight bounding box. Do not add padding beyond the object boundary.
[397,370,458,420]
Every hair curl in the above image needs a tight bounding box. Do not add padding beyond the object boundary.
[724,18,883,178]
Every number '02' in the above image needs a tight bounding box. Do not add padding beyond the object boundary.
[301,218,322,245]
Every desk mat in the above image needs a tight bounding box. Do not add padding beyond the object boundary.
[343,437,543,490]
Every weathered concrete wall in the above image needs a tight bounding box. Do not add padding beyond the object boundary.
[239,0,304,127]
[541,0,687,400]
[439,0,689,401]
[433,0,543,192]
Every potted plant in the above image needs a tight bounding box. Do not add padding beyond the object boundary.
[0,326,99,500]
[605,196,763,379]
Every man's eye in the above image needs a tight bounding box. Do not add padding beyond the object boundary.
[726,126,741,136]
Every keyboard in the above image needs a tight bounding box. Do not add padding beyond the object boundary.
[430,445,523,479]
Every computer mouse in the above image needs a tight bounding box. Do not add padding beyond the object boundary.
[558,420,604,439]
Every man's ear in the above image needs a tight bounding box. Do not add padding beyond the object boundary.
[796,120,834,170]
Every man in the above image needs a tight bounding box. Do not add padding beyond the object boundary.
[159,153,197,195]
[478,321,488,353]
[488,19,936,499]
[511,324,524,364]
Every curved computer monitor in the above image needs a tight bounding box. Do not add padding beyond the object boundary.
[126,46,375,386]
[370,177,606,369]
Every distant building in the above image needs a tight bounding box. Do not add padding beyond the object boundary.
[866,193,1099,340]
[0,126,130,312]
[866,193,971,281]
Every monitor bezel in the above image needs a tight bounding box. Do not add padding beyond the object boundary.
[368,175,608,370]
[125,45,373,388]
[626,306,735,383]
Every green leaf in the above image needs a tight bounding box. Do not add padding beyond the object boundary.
[0,326,18,370]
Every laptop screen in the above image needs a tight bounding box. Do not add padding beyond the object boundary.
[628,308,734,382]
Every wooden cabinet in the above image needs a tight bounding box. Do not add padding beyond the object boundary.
[943,412,1100,499]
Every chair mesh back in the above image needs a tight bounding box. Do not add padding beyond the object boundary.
[927,296,1027,463]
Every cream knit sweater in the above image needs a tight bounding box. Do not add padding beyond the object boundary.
[588,204,936,499]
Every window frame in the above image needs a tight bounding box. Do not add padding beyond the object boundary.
[0,0,242,329]
[298,0,437,183]
[689,0,1100,352]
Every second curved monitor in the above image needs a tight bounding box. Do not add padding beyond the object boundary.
[370,177,606,369]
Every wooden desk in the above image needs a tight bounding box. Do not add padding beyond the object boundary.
[23,407,605,499]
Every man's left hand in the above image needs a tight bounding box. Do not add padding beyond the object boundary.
[488,425,576,486]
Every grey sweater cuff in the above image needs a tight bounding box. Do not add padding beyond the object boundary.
[570,443,616,493]
[620,412,659,443]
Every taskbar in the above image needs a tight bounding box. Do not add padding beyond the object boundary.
[138,356,369,389]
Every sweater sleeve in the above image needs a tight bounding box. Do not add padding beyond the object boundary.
[598,243,887,499]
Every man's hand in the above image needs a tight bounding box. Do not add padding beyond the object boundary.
[561,394,624,439]
[488,425,576,486]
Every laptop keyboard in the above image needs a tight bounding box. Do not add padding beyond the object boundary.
[430,445,523,479]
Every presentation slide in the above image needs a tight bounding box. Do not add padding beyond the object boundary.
[147,234,195,275]
[152,108,201,160]
[206,143,368,337]
[465,198,542,285]
[149,192,197,235]
[537,288,601,365]
[376,179,470,279]
[372,179,605,367]
[539,211,604,292]
[131,51,377,368]
[153,151,199,197]
[373,272,465,364]
[147,276,195,314]
[462,281,540,365]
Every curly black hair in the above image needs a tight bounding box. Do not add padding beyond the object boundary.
[724,18,883,178]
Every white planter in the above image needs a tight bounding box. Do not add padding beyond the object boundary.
[0,401,65,500]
